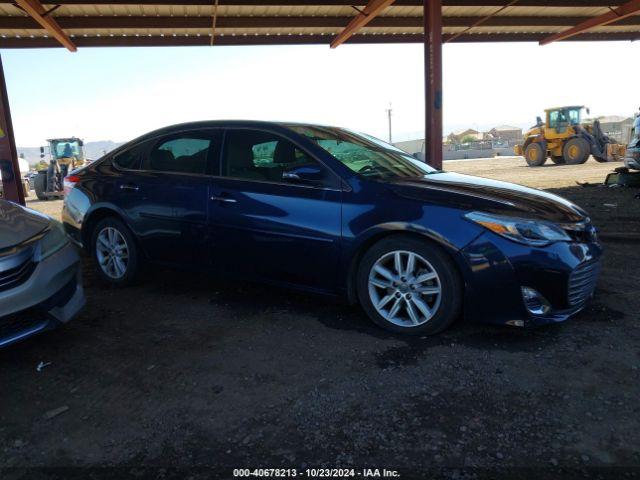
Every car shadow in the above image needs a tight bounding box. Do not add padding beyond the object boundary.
[86,261,574,355]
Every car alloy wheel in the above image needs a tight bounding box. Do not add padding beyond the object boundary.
[95,226,130,279]
[367,250,442,327]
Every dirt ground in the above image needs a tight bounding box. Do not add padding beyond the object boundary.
[2,157,639,478]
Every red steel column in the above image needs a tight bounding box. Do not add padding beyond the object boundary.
[0,54,24,205]
[424,0,443,169]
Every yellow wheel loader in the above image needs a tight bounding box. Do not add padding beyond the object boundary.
[34,137,87,200]
[514,106,627,167]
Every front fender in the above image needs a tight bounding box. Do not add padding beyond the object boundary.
[339,205,484,302]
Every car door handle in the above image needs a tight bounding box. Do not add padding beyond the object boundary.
[210,195,237,204]
[119,184,139,192]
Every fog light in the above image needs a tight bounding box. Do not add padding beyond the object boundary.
[506,320,525,327]
[521,287,552,316]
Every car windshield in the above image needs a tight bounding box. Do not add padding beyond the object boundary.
[286,125,438,179]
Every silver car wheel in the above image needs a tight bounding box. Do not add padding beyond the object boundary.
[368,250,442,328]
[96,227,129,280]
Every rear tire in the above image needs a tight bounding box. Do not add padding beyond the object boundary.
[563,138,589,165]
[524,143,546,167]
[91,217,139,286]
[356,235,462,336]
[34,172,48,200]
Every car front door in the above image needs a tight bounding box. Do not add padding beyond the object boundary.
[209,128,342,292]
[122,129,221,266]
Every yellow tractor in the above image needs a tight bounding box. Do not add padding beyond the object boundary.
[34,137,87,200]
[515,106,627,167]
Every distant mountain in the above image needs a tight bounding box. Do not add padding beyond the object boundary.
[18,140,124,167]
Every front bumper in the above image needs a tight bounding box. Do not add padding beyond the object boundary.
[0,242,85,348]
[460,233,603,327]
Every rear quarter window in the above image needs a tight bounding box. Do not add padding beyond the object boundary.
[113,145,144,170]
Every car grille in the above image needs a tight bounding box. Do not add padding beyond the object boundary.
[0,251,36,293]
[568,260,601,307]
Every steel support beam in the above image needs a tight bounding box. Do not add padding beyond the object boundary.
[424,0,442,169]
[14,0,77,51]
[330,0,396,48]
[0,31,638,48]
[0,0,630,5]
[540,0,640,44]
[0,55,25,206]
[4,15,640,30]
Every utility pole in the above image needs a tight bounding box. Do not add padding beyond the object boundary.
[386,103,393,143]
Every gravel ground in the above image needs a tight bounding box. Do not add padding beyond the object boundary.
[1,158,639,479]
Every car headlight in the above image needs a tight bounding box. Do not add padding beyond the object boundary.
[465,211,570,247]
[37,220,69,260]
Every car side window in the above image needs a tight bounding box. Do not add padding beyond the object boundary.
[222,130,336,187]
[113,143,146,170]
[142,135,213,175]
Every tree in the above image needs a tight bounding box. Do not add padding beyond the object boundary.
[461,135,478,144]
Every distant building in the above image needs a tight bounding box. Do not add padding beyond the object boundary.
[487,125,523,142]
[593,115,634,144]
[447,128,483,144]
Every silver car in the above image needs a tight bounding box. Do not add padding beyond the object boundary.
[0,200,84,348]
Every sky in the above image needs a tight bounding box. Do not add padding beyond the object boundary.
[2,40,639,147]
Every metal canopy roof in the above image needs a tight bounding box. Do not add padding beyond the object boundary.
[1,1,639,49]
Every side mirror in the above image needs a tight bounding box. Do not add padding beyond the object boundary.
[40,146,45,157]
[586,108,590,115]
[282,165,325,185]
[78,139,84,147]
[536,116,543,125]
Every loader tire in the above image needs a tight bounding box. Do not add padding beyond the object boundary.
[34,172,49,200]
[525,143,546,167]
[551,155,565,165]
[563,138,589,165]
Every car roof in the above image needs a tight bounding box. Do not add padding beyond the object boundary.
[134,120,340,142]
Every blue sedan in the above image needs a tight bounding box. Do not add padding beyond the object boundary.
[61,121,601,335]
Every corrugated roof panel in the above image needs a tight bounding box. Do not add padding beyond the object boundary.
[0,3,638,46]
[51,4,356,17]
[58,27,341,37]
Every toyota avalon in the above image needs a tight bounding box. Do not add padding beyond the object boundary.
[62,121,601,335]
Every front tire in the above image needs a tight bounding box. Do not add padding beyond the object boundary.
[356,236,462,335]
[525,143,546,167]
[34,172,48,200]
[563,138,589,165]
[91,217,139,286]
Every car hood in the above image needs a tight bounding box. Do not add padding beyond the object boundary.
[0,200,50,251]
[386,172,587,223]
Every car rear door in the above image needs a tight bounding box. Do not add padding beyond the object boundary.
[120,129,221,266]
[208,128,342,292]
